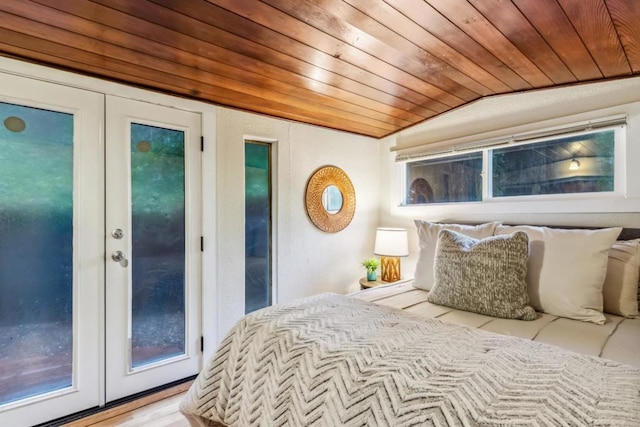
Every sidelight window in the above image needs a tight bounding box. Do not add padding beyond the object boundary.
[245,141,272,314]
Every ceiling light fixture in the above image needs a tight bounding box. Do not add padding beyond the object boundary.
[569,158,581,170]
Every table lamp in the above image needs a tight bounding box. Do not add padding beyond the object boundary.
[374,228,409,282]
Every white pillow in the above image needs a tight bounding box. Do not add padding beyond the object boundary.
[412,221,500,290]
[495,225,622,324]
[602,239,640,318]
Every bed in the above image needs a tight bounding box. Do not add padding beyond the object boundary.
[181,223,640,426]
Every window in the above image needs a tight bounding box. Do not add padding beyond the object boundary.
[491,130,614,197]
[245,141,272,314]
[402,126,622,205]
[405,152,482,204]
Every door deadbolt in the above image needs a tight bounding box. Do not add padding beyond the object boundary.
[111,228,124,239]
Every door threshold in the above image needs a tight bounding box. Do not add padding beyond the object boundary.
[35,376,196,427]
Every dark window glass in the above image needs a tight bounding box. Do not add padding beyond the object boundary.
[130,123,186,368]
[491,130,615,197]
[245,142,271,314]
[0,102,74,404]
[405,152,483,204]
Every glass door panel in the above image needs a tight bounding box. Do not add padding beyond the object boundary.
[130,123,186,368]
[0,71,103,427]
[0,102,74,405]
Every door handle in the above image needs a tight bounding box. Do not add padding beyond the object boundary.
[111,250,129,268]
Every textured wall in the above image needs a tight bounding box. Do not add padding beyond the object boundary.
[213,109,380,340]
[379,78,640,280]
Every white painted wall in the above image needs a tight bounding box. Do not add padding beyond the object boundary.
[379,78,640,279]
[214,108,380,340]
[0,57,381,354]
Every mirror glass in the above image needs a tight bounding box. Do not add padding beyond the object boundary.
[321,185,343,214]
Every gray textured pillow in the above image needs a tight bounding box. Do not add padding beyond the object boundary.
[427,229,536,321]
[412,221,500,291]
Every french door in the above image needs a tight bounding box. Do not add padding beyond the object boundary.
[105,96,201,401]
[0,75,201,426]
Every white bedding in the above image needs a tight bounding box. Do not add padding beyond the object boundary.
[181,293,640,426]
[354,281,640,368]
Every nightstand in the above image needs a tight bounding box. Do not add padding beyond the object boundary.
[359,276,411,289]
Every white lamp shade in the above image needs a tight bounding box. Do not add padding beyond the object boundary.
[374,228,409,257]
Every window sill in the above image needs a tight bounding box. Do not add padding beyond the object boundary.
[395,194,640,215]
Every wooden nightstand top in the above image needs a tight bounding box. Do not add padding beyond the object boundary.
[359,276,411,289]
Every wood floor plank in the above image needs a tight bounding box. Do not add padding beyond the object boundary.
[63,381,192,427]
[89,395,188,426]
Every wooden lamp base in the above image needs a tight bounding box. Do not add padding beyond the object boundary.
[380,256,401,282]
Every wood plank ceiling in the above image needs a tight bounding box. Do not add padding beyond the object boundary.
[0,0,639,138]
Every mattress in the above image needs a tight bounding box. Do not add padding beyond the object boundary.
[353,281,640,368]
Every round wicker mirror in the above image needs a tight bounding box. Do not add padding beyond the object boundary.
[305,166,355,233]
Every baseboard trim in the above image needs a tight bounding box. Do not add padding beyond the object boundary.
[35,376,196,427]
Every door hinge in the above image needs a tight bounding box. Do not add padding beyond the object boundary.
[200,136,204,151]
[200,236,204,252]
[200,336,204,352]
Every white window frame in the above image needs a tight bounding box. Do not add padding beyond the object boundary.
[403,150,484,204]
[243,135,278,309]
[397,123,633,215]
[485,125,625,202]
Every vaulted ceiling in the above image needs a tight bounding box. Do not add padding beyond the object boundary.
[1,0,639,138]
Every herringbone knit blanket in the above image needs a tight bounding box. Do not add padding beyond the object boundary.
[180,294,640,426]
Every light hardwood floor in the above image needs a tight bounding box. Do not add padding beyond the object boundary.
[63,382,192,427]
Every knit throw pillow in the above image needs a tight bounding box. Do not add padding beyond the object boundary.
[412,221,500,291]
[428,229,536,321]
